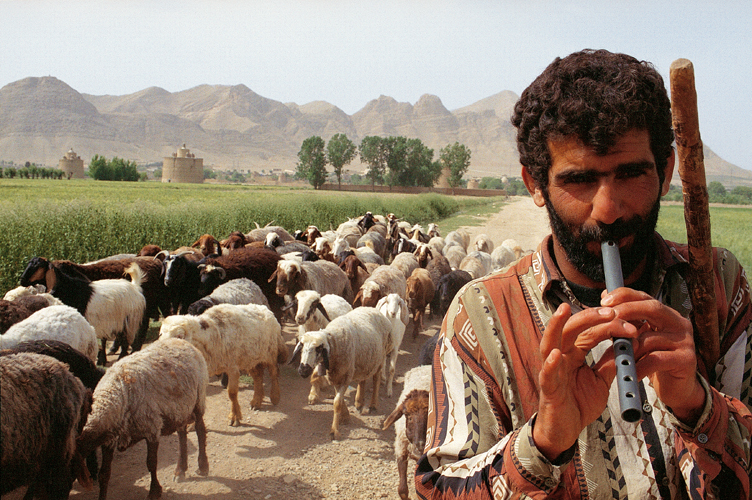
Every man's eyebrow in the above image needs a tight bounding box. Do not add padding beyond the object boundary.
[553,161,655,183]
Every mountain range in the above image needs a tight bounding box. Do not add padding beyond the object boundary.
[1,76,750,186]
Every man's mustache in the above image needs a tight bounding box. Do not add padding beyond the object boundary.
[577,217,645,245]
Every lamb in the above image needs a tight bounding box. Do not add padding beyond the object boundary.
[375,293,409,397]
[443,244,467,270]
[291,307,393,440]
[356,231,387,260]
[405,268,435,338]
[187,277,269,316]
[245,224,294,243]
[159,303,287,426]
[20,255,170,352]
[29,261,146,365]
[76,338,209,500]
[444,228,470,250]
[338,252,371,295]
[270,259,354,304]
[382,364,432,500]
[353,265,407,308]
[427,236,446,257]
[391,251,419,280]
[425,254,452,317]
[1,352,92,499]
[0,305,99,363]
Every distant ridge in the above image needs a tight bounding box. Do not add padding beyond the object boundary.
[1,76,750,186]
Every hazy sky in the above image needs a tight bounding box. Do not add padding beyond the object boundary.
[3,0,751,170]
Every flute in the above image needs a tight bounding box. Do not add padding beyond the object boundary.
[601,241,643,423]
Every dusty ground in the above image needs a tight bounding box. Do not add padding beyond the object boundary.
[7,197,551,500]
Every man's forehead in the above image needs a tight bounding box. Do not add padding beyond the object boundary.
[547,130,655,170]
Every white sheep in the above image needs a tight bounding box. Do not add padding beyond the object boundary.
[375,293,409,397]
[187,277,269,315]
[159,303,287,426]
[472,233,495,253]
[291,307,393,440]
[287,289,353,404]
[383,365,432,500]
[77,338,209,500]
[0,304,99,363]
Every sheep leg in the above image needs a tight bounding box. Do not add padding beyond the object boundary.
[115,331,130,360]
[193,412,210,476]
[130,314,151,352]
[396,455,410,500]
[226,368,242,426]
[268,363,281,405]
[412,310,421,338]
[97,339,108,366]
[354,381,366,413]
[366,367,382,414]
[331,386,350,440]
[174,427,188,481]
[308,372,322,404]
[146,439,163,500]
[386,350,398,398]
[249,364,265,409]
[97,445,115,500]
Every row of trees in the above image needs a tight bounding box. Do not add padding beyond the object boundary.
[295,134,471,190]
[663,181,752,205]
[88,155,146,182]
[1,164,66,179]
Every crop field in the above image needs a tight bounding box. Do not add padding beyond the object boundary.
[0,179,503,292]
[657,204,752,274]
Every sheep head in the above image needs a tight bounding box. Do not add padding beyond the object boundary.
[19,256,52,287]
[294,330,329,378]
[272,260,301,297]
[197,264,226,297]
[293,290,329,326]
[159,315,199,342]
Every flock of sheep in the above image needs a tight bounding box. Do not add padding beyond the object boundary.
[0,211,525,500]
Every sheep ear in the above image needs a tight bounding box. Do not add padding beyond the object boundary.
[289,341,303,365]
[382,403,405,430]
[281,298,296,312]
[268,269,278,283]
[316,302,330,322]
[217,267,226,280]
[352,290,362,307]
[400,300,409,324]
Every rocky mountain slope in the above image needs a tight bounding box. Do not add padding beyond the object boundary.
[1,76,750,185]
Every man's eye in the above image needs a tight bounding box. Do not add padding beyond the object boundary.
[617,168,647,179]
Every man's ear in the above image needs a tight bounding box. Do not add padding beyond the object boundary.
[661,149,676,196]
[521,167,546,207]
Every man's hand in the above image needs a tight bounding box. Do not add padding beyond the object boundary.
[603,288,706,424]
[533,302,632,460]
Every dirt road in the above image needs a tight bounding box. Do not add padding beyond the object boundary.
[16,197,552,500]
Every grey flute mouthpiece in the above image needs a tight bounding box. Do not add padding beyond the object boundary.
[601,241,643,423]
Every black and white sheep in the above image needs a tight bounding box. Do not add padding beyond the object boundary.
[159,303,287,426]
[187,277,269,316]
[0,304,99,363]
[291,307,393,440]
[1,352,93,499]
[76,338,210,500]
[382,364,432,500]
[30,261,146,365]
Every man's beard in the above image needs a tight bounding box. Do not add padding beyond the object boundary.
[544,195,661,283]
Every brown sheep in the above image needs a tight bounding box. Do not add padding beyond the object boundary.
[338,253,370,295]
[405,268,434,338]
[191,234,221,256]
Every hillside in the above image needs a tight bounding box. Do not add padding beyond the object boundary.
[2,76,751,186]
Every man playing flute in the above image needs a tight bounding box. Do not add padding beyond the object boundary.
[416,49,752,499]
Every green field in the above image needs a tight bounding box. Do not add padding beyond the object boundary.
[657,204,752,274]
[0,179,504,293]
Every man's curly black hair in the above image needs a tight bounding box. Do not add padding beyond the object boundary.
[511,49,674,194]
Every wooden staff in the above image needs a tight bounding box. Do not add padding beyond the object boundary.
[669,58,719,379]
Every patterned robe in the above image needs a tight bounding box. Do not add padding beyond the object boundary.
[416,233,752,499]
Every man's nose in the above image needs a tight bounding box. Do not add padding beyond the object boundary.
[590,180,624,225]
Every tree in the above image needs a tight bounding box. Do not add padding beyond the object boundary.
[326,134,357,189]
[708,181,727,196]
[296,136,328,189]
[403,138,439,187]
[439,142,472,189]
[359,136,387,189]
